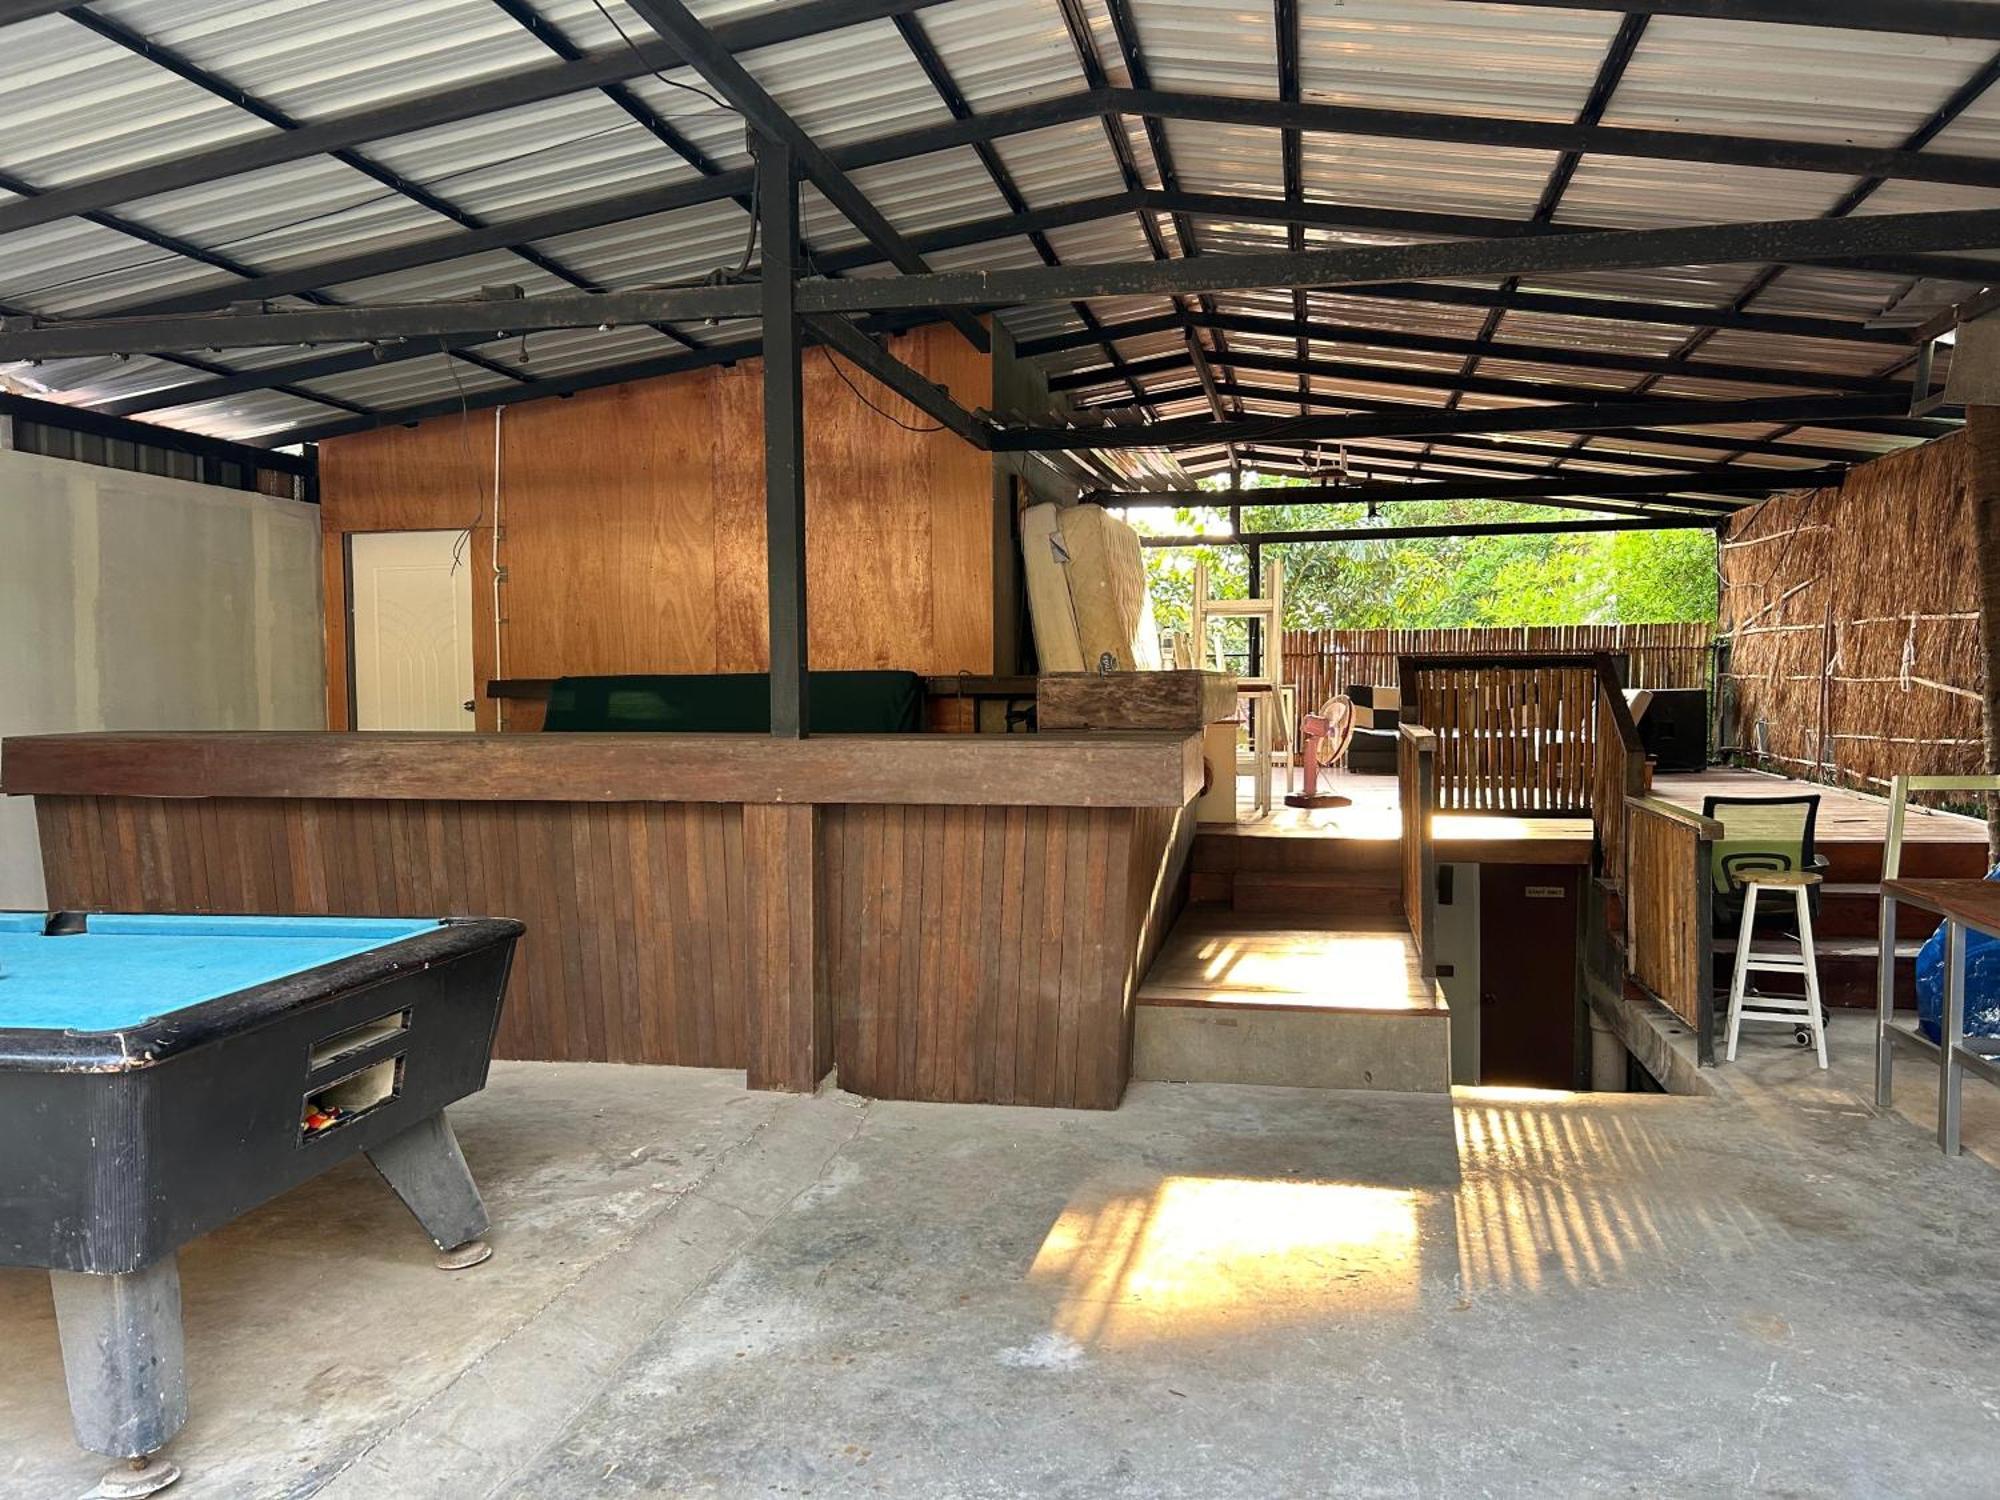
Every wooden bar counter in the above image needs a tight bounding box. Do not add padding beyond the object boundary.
[2,731,1201,1109]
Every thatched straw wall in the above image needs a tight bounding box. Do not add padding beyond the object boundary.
[1718,431,1980,793]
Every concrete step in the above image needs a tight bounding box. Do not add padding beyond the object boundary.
[1232,871,1402,917]
[1132,997,1450,1092]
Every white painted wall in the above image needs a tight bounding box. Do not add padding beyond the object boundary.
[0,450,326,906]
[1435,861,1482,1085]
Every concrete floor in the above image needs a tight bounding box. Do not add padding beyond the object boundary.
[9,1061,2000,1498]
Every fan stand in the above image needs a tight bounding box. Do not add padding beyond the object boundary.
[1283,698,1355,811]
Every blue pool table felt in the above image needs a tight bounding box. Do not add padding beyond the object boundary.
[0,915,441,1033]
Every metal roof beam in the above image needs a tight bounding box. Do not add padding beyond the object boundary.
[1084,467,1821,507]
[1219,420,1910,469]
[1024,275,1906,350]
[1104,494,1728,524]
[1195,437,1845,478]
[74,134,1951,338]
[12,203,1993,359]
[988,392,1920,452]
[800,314,991,446]
[1109,492,1736,520]
[269,311,940,446]
[1138,514,1725,546]
[92,195,1143,418]
[618,0,987,351]
[1116,374,1950,441]
[1221,433,1840,481]
[1053,334,1900,397]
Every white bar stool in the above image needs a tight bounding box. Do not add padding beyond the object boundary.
[1724,869,1828,1068]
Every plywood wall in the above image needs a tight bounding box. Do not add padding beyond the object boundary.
[318,325,996,727]
[1718,431,1979,792]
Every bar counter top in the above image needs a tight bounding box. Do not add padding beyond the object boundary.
[2,730,1203,809]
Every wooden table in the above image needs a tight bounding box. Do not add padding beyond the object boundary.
[1877,878,2000,1154]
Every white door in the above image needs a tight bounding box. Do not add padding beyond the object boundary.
[349,530,476,731]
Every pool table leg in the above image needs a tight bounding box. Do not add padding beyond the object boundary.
[366,1110,493,1268]
[48,1255,187,1486]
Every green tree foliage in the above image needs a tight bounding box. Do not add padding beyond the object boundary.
[1139,480,1719,635]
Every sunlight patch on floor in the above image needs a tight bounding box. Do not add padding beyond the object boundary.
[1451,1094,1738,1296]
[1029,1175,1421,1349]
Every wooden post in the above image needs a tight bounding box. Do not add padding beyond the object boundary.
[1970,404,2000,857]
[742,802,831,1092]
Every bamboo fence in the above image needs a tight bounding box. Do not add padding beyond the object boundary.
[1285,621,1714,713]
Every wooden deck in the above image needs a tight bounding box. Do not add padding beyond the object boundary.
[1208,765,1987,859]
[1650,766,1986,845]
[1205,770,1594,864]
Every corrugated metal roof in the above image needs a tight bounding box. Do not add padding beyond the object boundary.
[0,0,1981,487]
[1599,16,1989,146]
[1298,0,1622,123]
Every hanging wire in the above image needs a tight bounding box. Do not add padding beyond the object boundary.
[817,345,944,434]
[587,0,738,115]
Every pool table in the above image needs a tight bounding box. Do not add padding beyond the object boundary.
[0,911,523,1497]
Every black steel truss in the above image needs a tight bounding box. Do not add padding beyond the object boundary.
[1083,467,1831,510]
[91,187,1918,421]
[1050,338,1900,400]
[989,393,1920,453]
[619,0,986,351]
[11,204,1994,361]
[3,0,1991,466]
[1137,513,1726,546]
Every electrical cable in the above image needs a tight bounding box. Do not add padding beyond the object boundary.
[817,344,943,434]
[441,335,484,572]
[586,0,738,115]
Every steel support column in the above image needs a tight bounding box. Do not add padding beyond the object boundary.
[760,137,810,740]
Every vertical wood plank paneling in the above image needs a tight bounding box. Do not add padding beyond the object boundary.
[743,802,819,1092]
[35,786,1192,1110]
[1624,799,1720,1057]
[319,324,998,712]
[31,794,758,1069]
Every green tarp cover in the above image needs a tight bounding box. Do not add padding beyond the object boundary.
[542,672,924,734]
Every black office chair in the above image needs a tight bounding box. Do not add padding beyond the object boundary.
[1700,794,1828,933]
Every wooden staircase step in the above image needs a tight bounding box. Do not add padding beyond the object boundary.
[1232,872,1403,916]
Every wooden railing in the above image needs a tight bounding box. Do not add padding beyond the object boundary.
[1593,675,1647,886]
[1397,724,1439,977]
[1623,796,1723,1063]
[1398,653,1637,817]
